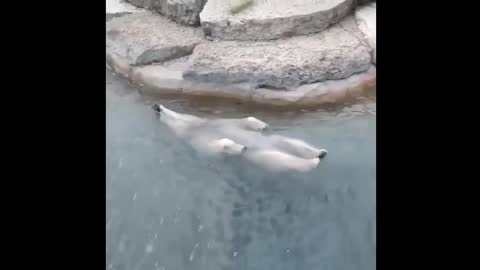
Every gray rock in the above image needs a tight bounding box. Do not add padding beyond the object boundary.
[337,15,367,42]
[200,0,355,41]
[356,0,374,5]
[251,66,376,106]
[106,12,205,66]
[107,52,376,106]
[355,2,376,63]
[125,0,207,26]
[125,0,155,8]
[157,0,208,26]
[107,0,142,13]
[184,22,372,89]
[132,64,255,99]
[106,12,131,22]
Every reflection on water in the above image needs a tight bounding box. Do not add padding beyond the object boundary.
[106,71,376,270]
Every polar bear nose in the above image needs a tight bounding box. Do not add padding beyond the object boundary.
[242,146,247,153]
[152,104,162,113]
[318,150,328,159]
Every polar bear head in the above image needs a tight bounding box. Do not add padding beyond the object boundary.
[242,117,269,131]
[152,104,163,113]
[208,138,247,155]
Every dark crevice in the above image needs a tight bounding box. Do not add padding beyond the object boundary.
[256,84,288,91]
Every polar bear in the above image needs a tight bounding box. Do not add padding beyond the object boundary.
[151,104,329,167]
[152,104,248,156]
[201,125,328,160]
[152,104,269,133]
[152,104,205,137]
[269,136,328,159]
[244,149,325,173]
[208,117,269,132]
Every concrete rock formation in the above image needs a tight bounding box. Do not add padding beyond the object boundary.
[106,12,131,22]
[200,0,355,40]
[105,1,377,106]
[106,12,204,66]
[355,2,376,64]
[126,0,207,26]
[107,0,142,13]
[106,54,376,106]
[356,0,374,5]
[106,0,141,21]
[184,22,372,89]
[126,0,154,8]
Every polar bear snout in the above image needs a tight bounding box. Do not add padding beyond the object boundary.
[245,117,269,131]
[318,149,328,159]
[152,104,162,114]
[209,138,247,156]
[225,143,247,155]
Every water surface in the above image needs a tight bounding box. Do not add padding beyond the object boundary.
[106,70,376,270]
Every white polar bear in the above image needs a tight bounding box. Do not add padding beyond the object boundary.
[153,104,269,133]
[153,104,248,156]
[151,104,328,170]
[202,125,328,160]
[208,116,269,132]
[244,149,323,173]
[269,136,328,159]
[152,104,206,137]
[210,129,328,172]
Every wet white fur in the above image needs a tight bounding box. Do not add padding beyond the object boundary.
[244,149,321,173]
[208,117,269,132]
[156,105,327,169]
[270,136,328,159]
[206,138,246,156]
[158,105,268,133]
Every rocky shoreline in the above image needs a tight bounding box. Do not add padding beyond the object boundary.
[106,0,376,107]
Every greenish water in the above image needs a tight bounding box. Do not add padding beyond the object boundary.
[106,71,376,270]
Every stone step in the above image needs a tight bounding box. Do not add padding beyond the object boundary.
[200,0,355,41]
[126,0,207,26]
[107,54,375,106]
[106,12,131,22]
[184,18,372,89]
[106,11,204,66]
[107,0,142,14]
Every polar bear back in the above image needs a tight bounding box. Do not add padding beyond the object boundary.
[208,117,268,132]
[269,136,322,159]
[244,149,320,173]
